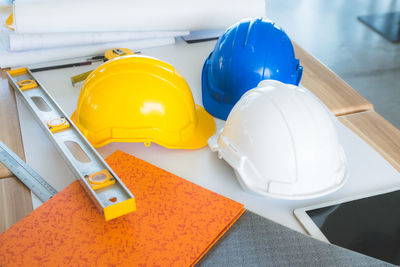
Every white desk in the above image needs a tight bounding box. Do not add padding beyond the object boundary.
[15,39,400,234]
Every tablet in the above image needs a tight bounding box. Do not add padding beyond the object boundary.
[294,186,400,265]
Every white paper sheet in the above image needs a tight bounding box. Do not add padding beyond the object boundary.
[9,31,189,51]
[13,0,265,33]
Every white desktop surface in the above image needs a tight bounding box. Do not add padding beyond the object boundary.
[15,39,400,234]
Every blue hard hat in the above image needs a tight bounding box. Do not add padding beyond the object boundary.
[201,17,303,120]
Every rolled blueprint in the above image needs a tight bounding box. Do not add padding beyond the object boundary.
[12,0,265,33]
[9,31,189,51]
[0,37,175,68]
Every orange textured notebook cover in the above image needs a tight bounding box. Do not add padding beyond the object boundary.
[0,150,244,266]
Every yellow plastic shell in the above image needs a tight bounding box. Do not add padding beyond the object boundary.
[5,13,14,31]
[71,55,216,149]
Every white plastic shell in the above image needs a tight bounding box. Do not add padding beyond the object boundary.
[208,80,348,199]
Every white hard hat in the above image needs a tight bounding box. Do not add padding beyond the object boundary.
[208,80,348,199]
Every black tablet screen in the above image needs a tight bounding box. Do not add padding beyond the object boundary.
[306,190,400,265]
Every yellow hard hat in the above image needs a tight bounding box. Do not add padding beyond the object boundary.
[71,55,216,149]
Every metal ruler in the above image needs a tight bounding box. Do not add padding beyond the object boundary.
[7,67,136,221]
[0,140,57,202]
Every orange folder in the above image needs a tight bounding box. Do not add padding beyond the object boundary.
[0,150,244,266]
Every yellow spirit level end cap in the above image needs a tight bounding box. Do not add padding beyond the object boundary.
[104,198,136,221]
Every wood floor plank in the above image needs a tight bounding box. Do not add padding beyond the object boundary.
[339,111,400,172]
[294,42,374,116]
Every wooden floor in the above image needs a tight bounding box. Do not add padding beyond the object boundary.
[0,71,33,232]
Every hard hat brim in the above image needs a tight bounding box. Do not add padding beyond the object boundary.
[234,168,349,200]
[71,105,216,150]
[175,104,216,149]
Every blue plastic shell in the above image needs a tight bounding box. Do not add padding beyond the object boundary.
[202,18,303,120]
